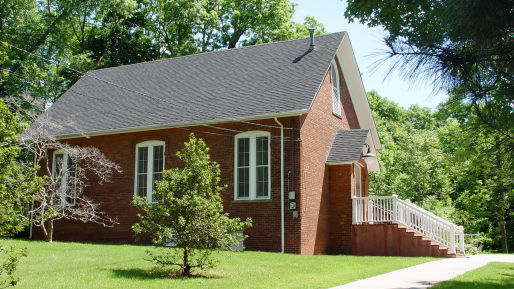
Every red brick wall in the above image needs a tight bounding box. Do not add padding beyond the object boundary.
[328,165,352,254]
[34,57,369,255]
[298,58,361,255]
[34,118,302,253]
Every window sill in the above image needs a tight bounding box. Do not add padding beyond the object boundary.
[332,112,342,119]
[232,199,272,203]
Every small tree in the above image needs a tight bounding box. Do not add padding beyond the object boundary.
[133,133,251,277]
[9,93,122,242]
[27,142,121,242]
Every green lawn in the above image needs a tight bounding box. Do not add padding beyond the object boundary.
[2,238,437,289]
[431,262,514,289]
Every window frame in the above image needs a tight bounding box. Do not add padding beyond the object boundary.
[234,131,271,201]
[52,149,77,207]
[134,140,165,203]
[331,59,342,117]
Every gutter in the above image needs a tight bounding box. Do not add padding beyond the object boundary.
[51,109,309,141]
[274,116,285,254]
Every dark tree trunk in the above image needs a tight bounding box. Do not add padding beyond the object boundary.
[182,247,191,277]
[500,217,509,253]
[45,219,54,242]
[495,142,508,253]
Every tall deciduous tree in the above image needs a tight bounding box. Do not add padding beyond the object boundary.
[437,95,513,253]
[367,91,456,219]
[133,134,251,277]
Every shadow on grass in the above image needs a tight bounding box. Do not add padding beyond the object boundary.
[432,280,514,289]
[111,268,223,280]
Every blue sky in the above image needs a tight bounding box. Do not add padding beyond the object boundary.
[292,0,447,109]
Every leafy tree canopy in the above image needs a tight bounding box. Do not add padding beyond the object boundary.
[0,0,326,104]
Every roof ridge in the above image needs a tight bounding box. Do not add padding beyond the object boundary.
[88,31,346,74]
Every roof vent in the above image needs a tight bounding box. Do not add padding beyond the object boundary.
[309,28,315,50]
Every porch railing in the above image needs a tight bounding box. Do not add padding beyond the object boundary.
[352,195,465,254]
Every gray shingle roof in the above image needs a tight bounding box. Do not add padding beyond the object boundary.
[327,129,369,164]
[28,32,346,138]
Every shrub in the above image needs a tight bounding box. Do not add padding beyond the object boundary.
[133,133,251,276]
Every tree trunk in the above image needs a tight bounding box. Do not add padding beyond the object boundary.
[495,142,508,253]
[500,217,509,253]
[182,247,191,277]
[45,219,54,242]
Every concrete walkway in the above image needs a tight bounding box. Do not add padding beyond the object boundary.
[332,254,514,289]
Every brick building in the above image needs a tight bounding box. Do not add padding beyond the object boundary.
[27,32,464,256]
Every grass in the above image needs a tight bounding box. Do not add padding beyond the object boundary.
[431,262,514,289]
[2,238,437,289]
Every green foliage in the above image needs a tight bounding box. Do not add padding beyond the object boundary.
[0,245,27,288]
[368,92,514,251]
[133,133,251,277]
[367,91,453,204]
[440,99,513,252]
[0,99,44,236]
[345,0,513,159]
[1,0,326,103]
[0,47,43,289]
[368,91,513,252]
[347,0,513,253]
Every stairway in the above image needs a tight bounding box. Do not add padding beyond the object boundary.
[397,225,458,258]
[351,195,465,257]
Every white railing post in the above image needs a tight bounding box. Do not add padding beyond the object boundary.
[352,197,357,225]
[392,194,398,224]
[367,200,373,224]
[459,226,465,254]
[449,226,456,254]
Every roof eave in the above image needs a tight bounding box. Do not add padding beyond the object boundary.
[53,109,310,140]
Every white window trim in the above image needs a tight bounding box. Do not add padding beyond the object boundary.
[52,149,76,207]
[134,140,165,203]
[331,59,342,117]
[234,131,271,200]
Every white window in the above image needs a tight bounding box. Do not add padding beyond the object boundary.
[134,140,165,203]
[355,164,362,197]
[331,60,342,117]
[52,150,76,207]
[234,131,270,200]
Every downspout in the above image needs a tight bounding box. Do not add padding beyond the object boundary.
[274,116,284,253]
[291,119,295,193]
